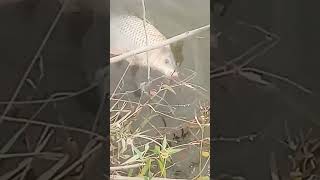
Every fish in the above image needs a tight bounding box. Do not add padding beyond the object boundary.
[110,14,178,79]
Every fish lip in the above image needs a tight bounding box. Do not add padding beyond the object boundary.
[169,71,179,81]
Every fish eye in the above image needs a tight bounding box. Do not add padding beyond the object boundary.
[164,59,169,64]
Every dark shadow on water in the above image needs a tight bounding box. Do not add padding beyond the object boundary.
[0,1,108,179]
[212,0,320,179]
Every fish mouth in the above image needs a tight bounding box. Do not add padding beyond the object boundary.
[168,71,179,81]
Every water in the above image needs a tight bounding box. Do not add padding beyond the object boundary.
[0,1,108,179]
[213,0,320,179]
[110,0,210,91]
[110,0,210,178]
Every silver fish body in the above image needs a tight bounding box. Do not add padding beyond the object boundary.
[110,15,178,78]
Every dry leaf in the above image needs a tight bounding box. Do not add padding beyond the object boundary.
[161,84,176,95]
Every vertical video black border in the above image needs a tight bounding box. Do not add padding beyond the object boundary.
[210,1,214,178]
[0,0,110,179]
[105,0,111,178]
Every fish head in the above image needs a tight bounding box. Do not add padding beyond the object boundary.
[151,46,179,80]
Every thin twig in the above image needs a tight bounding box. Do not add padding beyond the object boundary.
[0,92,65,154]
[141,0,150,82]
[2,116,106,141]
[212,20,279,74]
[212,39,269,73]
[213,133,260,143]
[20,128,54,180]
[211,21,312,94]
[0,82,98,105]
[0,152,64,159]
[241,67,312,94]
[0,0,69,124]
[90,96,105,139]
[0,158,30,179]
[37,154,70,180]
[38,55,44,83]
[52,142,102,180]
[110,163,144,171]
[111,61,133,104]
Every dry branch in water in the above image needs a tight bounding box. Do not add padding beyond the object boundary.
[211,21,312,94]
[3,115,106,140]
[141,0,151,81]
[0,0,69,124]
[109,6,210,179]
[110,163,144,171]
[109,24,210,64]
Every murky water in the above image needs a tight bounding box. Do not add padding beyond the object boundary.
[110,0,210,178]
[213,0,320,179]
[110,0,210,91]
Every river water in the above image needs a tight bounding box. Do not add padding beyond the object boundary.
[110,0,210,178]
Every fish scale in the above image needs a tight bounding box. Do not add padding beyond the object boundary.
[111,15,167,51]
[116,15,167,48]
[110,14,179,78]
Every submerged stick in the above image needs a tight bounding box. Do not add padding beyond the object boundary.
[141,0,151,82]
